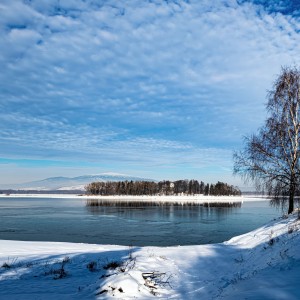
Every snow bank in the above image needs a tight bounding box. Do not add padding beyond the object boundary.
[0,213,300,299]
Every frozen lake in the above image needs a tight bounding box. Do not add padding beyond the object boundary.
[0,197,282,246]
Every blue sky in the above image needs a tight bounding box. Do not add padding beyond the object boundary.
[1,0,300,188]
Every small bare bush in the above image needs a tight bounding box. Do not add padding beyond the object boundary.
[1,258,18,269]
[87,261,97,272]
[45,256,70,279]
[103,260,122,270]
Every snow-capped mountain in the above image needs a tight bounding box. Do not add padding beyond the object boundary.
[0,173,155,191]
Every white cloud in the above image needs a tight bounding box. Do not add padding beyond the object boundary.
[1,0,300,184]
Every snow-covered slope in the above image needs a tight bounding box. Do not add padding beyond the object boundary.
[0,173,155,191]
[0,213,299,299]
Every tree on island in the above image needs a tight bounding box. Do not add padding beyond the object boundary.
[234,66,300,214]
[85,179,241,196]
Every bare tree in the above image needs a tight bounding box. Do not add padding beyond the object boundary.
[234,66,300,214]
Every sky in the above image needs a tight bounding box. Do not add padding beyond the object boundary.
[1,0,300,188]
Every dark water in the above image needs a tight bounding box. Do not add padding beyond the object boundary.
[0,197,282,246]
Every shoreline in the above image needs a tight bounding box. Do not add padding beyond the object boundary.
[0,193,272,202]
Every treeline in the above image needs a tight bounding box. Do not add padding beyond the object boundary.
[85,180,241,196]
[207,181,241,196]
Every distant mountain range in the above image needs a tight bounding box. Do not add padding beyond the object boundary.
[0,173,155,191]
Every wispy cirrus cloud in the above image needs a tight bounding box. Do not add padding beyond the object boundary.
[0,0,300,185]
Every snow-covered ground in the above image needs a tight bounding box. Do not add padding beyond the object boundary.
[0,193,249,202]
[0,212,299,299]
